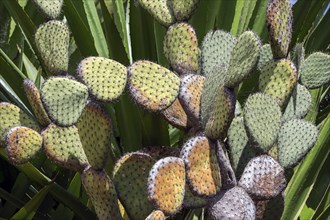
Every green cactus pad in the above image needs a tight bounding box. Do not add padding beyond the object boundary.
[202,84,235,140]
[266,0,292,58]
[162,98,190,130]
[291,43,305,70]
[35,20,69,75]
[181,136,221,197]
[145,210,165,220]
[0,102,40,146]
[128,60,180,112]
[225,31,261,88]
[81,167,122,220]
[179,74,205,125]
[32,0,63,19]
[41,77,88,126]
[300,52,330,89]
[207,187,255,220]
[183,182,209,209]
[6,127,42,165]
[244,93,282,151]
[227,116,260,177]
[76,101,112,169]
[113,152,155,220]
[23,79,51,127]
[42,124,89,172]
[258,44,273,71]
[278,119,318,168]
[172,0,199,21]
[148,157,185,215]
[137,0,175,27]
[77,56,127,102]
[201,30,236,76]
[235,101,242,117]
[259,59,298,107]
[282,84,311,123]
[164,23,198,75]
[238,155,286,200]
[139,146,180,160]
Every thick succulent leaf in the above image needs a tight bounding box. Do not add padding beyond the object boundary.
[41,77,88,126]
[35,20,69,75]
[77,56,127,102]
[161,98,190,130]
[171,0,199,21]
[258,44,273,71]
[291,43,305,71]
[127,60,180,112]
[32,0,63,19]
[145,210,165,220]
[6,126,42,165]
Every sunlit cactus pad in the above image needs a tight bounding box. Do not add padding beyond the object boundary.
[258,44,273,70]
[238,155,286,200]
[172,0,199,21]
[76,101,112,169]
[23,79,51,127]
[179,74,205,125]
[299,52,330,89]
[278,119,318,168]
[267,0,292,59]
[259,59,298,106]
[35,20,69,75]
[113,152,155,220]
[6,126,42,165]
[225,31,261,88]
[145,210,165,220]
[81,167,122,220]
[41,77,88,126]
[0,102,40,146]
[201,30,236,76]
[207,186,255,220]
[181,136,221,197]
[137,0,175,27]
[77,56,127,101]
[282,84,311,122]
[128,60,180,111]
[32,0,63,19]
[148,157,185,215]
[162,99,190,130]
[244,93,281,151]
[164,22,198,75]
[139,146,180,160]
[42,124,89,172]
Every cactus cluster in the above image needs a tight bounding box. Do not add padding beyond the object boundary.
[1,0,329,219]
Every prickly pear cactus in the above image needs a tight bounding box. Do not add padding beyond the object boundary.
[32,0,63,19]
[171,0,200,21]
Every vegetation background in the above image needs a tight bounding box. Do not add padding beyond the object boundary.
[0,0,329,219]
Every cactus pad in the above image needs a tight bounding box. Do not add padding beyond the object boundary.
[282,84,311,122]
[225,31,261,88]
[162,99,190,130]
[238,155,286,200]
[139,146,180,160]
[128,60,180,111]
[148,157,185,215]
[181,136,221,197]
[81,167,122,220]
[145,210,165,220]
[164,23,198,75]
[23,79,51,127]
[300,52,330,89]
[201,30,236,76]
[32,0,63,19]
[0,102,40,146]
[172,0,199,21]
[35,20,69,74]
[243,93,281,151]
[292,43,305,70]
[113,153,155,220]
[77,57,127,101]
[207,187,255,220]
[259,59,298,106]
[278,119,318,168]
[76,101,112,169]
[183,182,209,209]
[6,127,42,165]
[42,124,89,172]
[266,0,292,58]
[179,74,205,124]
[137,0,175,27]
[258,44,273,71]
[41,77,88,126]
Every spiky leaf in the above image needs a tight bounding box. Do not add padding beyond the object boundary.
[258,44,273,71]
[32,0,63,19]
